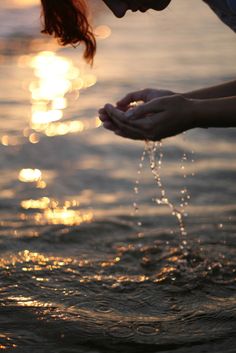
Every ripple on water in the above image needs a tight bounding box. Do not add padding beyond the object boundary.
[93,301,113,314]
[135,324,160,336]
[107,324,134,339]
[0,227,235,352]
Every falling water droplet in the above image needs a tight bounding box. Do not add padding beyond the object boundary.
[146,141,188,248]
[132,148,147,230]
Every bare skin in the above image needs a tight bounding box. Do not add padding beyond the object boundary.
[99,0,236,141]
[99,83,236,140]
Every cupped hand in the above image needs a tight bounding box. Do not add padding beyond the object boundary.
[99,94,197,141]
[98,88,175,135]
[116,88,175,111]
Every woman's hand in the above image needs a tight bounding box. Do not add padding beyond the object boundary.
[99,94,198,141]
[116,88,175,111]
[99,88,176,135]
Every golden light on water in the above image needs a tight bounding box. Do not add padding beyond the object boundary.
[36,180,47,189]
[9,0,39,7]
[95,116,102,128]
[21,197,51,210]
[8,296,51,308]
[28,51,97,137]
[31,51,73,83]
[21,198,79,210]
[52,97,67,110]
[32,108,63,123]
[18,169,42,183]
[43,208,93,226]
[21,197,92,226]
[15,38,103,229]
[0,338,17,350]
[1,135,9,146]
[81,74,97,88]
[30,51,74,129]
[4,0,39,9]
[94,25,112,39]
[1,135,21,146]
[45,121,84,137]
[29,133,40,144]
[0,250,82,271]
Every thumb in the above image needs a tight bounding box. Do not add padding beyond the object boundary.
[125,99,163,120]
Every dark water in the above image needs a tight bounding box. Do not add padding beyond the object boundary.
[0,1,236,352]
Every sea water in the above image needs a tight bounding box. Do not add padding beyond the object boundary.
[0,0,236,352]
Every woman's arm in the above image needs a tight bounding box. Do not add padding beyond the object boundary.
[183,80,236,99]
[195,96,236,128]
[100,94,236,141]
[114,81,236,112]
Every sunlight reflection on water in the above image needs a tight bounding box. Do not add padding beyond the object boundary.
[0,1,236,352]
[28,51,96,136]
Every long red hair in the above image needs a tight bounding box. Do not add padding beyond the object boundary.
[40,0,96,63]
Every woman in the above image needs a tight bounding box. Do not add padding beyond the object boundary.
[40,0,236,141]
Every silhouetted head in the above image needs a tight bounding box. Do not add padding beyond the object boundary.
[103,0,172,18]
[40,0,172,63]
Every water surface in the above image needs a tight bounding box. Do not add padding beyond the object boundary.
[0,1,236,352]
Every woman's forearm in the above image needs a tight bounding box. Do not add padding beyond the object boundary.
[101,94,236,141]
[184,80,236,99]
[194,96,236,128]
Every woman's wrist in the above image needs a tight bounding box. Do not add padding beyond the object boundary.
[181,97,205,130]
[190,96,236,129]
[191,99,210,128]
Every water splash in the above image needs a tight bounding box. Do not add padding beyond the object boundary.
[132,148,147,237]
[179,152,191,218]
[145,141,188,250]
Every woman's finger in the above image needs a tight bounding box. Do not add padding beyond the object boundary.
[104,104,127,122]
[103,121,117,131]
[106,109,146,138]
[98,107,105,114]
[99,112,110,122]
[130,112,165,128]
[116,89,147,109]
[125,99,164,120]
[98,107,111,121]
[130,116,182,140]
[114,129,144,140]
[115,124,145,140]
[99,106,116,123]
[99,108,118,130]
[105,103,152,140]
